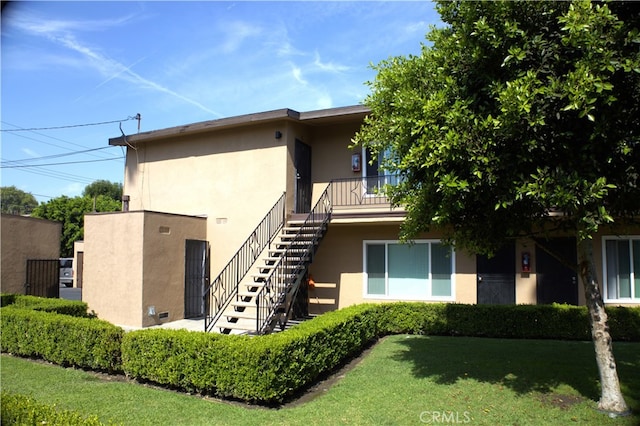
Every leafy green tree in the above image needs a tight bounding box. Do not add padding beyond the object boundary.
[82,180,123,201]
[0,186,38,215]
[356,0,639,415]
[32,195,121,257]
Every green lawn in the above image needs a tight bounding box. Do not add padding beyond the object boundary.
[2,336,638,425]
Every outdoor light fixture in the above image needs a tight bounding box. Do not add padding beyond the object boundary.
[275,130,282,139]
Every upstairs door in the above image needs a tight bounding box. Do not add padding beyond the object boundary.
[295,139,312,214]
[184,239,209,319]
[477,243,516,304]
[536,238,579,305]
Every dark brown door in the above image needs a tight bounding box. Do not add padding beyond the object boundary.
[477,243,516,304]
[536,238,578,305]
[184,240,209,318]
[295,139,312,214]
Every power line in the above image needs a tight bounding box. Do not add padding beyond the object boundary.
[1,156,104,184]
[1,146,118,166]
[0,115,140,132]
[7,165,98,185]
[1,157,122,168]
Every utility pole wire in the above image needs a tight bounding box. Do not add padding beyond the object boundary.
[1,157,122,168]
[0,115,139,132]
[1,146,117,166]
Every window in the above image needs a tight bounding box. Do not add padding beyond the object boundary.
[364,240,455,300]
[363,147,401,195]
[603,237,640,301]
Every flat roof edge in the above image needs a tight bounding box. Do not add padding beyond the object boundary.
[109,105,369,146]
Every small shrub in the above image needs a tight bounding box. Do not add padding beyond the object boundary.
[0,391,111,425]
[9,294,91,318]
[1,308,123,373]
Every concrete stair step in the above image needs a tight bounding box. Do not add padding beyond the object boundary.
[232,300,255,308]
[217,321,256,332]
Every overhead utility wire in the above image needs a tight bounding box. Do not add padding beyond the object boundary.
[2,157,120,168]
[0,115,140,132]
[4,163,97,185]
[1,157,120,168]
[1,146,117,166]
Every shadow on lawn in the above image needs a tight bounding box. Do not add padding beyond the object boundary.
[392,335,640,406]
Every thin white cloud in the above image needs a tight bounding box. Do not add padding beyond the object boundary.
[291,64,307,85]
[220,21,262,54]
[12,13,221,117]
[12,13,136,35]
[313,51,350,73]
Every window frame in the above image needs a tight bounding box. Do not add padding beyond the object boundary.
[602,235,640,302]
[362,146,401,196]
[362,239,456,302]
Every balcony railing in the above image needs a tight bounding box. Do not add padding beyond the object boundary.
[330,175,401,208]
[204,193,286,333]
[255,185,332,334]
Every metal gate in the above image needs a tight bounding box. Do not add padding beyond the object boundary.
[476,243,516,304]
[25,259,59,298]
[184,240,209,318]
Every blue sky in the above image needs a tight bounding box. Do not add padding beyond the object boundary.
[1,1,441,203]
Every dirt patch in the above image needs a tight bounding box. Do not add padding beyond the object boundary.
[535,392,586,410]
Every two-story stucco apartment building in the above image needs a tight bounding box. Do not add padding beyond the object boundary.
[81,105,639,333]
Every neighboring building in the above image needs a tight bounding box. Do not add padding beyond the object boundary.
[82,105,639,332]
[1,213,61,295]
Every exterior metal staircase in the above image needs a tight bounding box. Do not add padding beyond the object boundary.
[204,187,331,334]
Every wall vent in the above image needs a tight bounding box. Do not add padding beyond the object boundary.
[158,312,169,319]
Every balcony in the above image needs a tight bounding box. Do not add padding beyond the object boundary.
[329,175,405,221]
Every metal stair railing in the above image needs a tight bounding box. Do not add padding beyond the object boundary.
[204,193,286,332]
[255,185,332,334]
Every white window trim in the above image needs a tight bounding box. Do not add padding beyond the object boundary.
[361,146,399,198]
[602,235,640,302]
[362,239,456,302]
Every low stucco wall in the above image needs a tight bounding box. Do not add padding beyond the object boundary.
[1,214,61,294]
[83,211,206,328]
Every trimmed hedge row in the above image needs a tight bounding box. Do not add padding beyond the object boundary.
[2,296,639,404]
[0,391,111,426]
[378,303,640,340]
[122,304,378,402]
[1,294,91,318]
[1,308,123,373]
[122,303,640,403]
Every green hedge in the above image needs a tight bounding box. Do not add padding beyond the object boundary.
[0,391,112,426]
[2,295,639,405]
[1,308,123,373]
[374,303,639,341]
[0,293,17,307]
[1,294,90,318]
[122,304,378,403]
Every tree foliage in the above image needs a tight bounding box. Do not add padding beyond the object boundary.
[356,0,640,254]
[82,180,123,201]
[0,186,38,215]
[32,195,120,257]
[355,0,640,414]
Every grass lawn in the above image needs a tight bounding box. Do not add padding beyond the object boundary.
[2,335,638,425]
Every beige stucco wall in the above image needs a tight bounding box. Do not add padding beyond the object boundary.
[123,124,288,277]
[307,222,477,314]
[83,211,206,328]
[1,214,61,294]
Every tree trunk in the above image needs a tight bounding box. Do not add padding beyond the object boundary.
[577,238,630,415]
